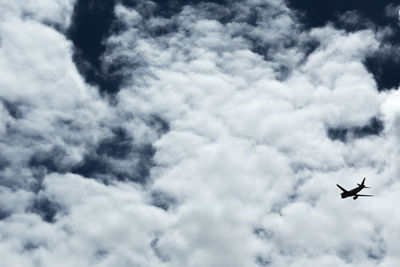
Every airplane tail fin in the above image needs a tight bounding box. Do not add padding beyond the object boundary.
[358,177,367,188]
[336,184,347,192]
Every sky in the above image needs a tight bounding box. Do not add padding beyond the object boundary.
[1,0,400,266]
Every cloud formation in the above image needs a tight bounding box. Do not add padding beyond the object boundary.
[1,0,400,267]
[0,0,76,29]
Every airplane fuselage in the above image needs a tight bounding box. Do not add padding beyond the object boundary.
[341,186,363,198]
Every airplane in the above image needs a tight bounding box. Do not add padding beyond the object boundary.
[336,177,373,200]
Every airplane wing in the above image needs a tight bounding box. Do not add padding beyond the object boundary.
[355,194,373,197]
[336,184,347,192]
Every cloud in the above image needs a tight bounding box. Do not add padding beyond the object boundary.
[1,0,400,267]
[104,2,395,266]
[0,16,111,190]
[0,2,172,266]
[0,0,76,29]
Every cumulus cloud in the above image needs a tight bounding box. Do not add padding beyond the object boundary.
[0,0,76,29]
[1,0,400,267]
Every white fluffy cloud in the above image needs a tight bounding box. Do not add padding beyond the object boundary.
[1,0,400,267]
[0,0,76,29]
[0,15,110,189]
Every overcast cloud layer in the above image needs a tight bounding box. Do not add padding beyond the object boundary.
[1,1,400,266]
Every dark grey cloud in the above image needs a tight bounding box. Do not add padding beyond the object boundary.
[327,117,384,142]
[2,99,24,119]
[0,152,10,171]
[71,141,155,183]
[150,190,177,211]
[28,196,62,223]
[0,207,10,220]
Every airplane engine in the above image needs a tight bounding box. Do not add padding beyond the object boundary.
[353,196,358,200]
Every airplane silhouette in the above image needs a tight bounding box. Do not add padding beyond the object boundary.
[336,177,373,200]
